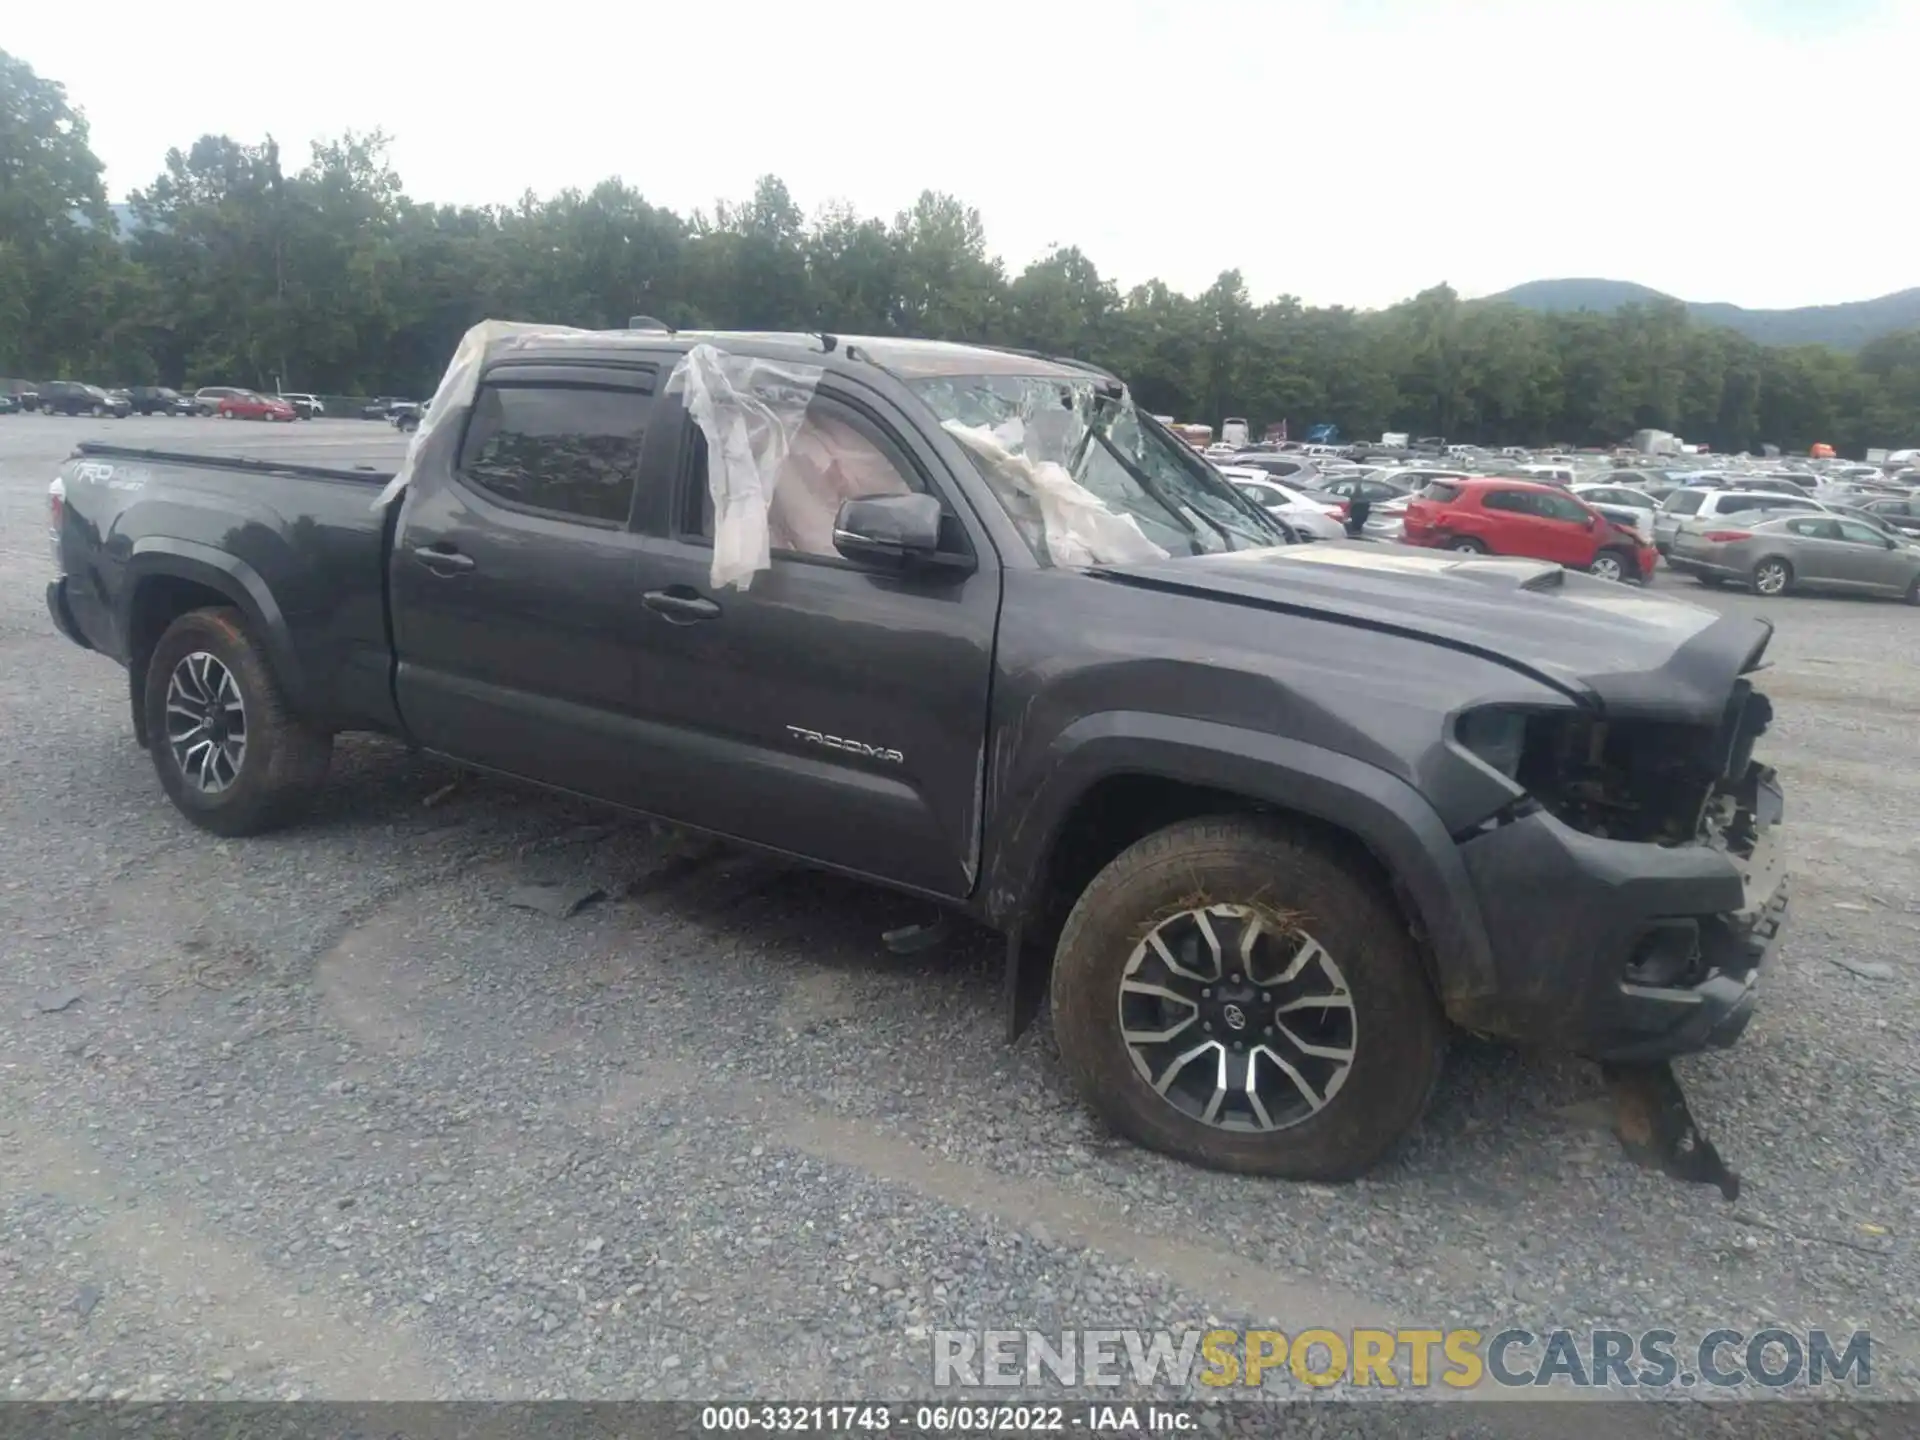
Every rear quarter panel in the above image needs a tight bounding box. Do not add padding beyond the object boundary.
[58,453,398,732]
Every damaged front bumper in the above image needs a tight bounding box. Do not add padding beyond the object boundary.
[1451,764,1787,1060]
[1450,765,1787,1199]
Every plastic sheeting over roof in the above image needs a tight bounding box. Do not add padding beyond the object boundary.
[373,322,830,590]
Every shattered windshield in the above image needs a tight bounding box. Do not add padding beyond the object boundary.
[908,373,1289,566]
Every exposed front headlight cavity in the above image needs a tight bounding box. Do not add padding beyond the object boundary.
[1456,706,1529,780]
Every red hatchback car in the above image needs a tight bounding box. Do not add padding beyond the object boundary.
[1400,478,1658,583]
[217,391,297,422]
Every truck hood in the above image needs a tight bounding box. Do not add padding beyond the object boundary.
[1088,542,1772,724]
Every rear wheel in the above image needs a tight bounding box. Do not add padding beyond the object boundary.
[1906,574,1919,607]
[1751,557,1792,596]
[1448,537,1487,554]
[144,607,331,836]
[1050,816,1446,1181]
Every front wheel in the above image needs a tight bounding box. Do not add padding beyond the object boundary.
[144,607,332,836]
[1049,816,1446,1181]
[1751,557,1792,596]
[1588,548,1634,583]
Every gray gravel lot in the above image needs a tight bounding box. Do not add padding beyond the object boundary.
[1,417,1915,1429]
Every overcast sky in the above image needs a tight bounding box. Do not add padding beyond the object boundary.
[12,0,1912,312]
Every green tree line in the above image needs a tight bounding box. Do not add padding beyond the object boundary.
[6,50,1919,453]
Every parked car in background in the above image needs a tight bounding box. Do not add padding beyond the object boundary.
[1653,489,1826,556]
[1857,496,1920,537]
[1402,478,1656,582]
[1572,483,1660,544]
[391,401,425,433]
[125,387,193,416]
[1510,463,1577,487]
[361,397,412,420]
[1667,513,1920,602]
[0,393,18,415]
[278,393,326,418]
[1218,469,1348,540]
[193,386,246,416]
[216,391,298,422]
[1226,452,1316,481]
[32,381,130,417]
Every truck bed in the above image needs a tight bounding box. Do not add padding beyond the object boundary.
[56,443,404,734]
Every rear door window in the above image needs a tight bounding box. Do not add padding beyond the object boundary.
[1662,490,1705,515]
[1422,482,1462,503]
[1784,517,1840,539]
[458,378,655,526]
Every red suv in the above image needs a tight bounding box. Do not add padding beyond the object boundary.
[1401,478,1658,583]
[216,391,297,422]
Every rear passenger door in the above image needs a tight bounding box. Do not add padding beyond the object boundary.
[623,379,1001,899]
[390,359,673,805]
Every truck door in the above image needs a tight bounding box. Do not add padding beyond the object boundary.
[388,359,677,806]
[623,378,1001,899]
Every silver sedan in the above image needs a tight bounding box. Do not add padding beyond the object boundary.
[1667,512,1920,602]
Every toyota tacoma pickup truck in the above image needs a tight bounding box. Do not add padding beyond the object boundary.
[45,326,1789,1196]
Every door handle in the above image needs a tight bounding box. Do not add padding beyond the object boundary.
[413,546,475,575]
[642,587,722,623]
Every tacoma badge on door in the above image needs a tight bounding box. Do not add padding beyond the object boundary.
[785,725,905,764]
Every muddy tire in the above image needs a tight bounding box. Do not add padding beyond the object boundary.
[1751,557,1792,596]
[1050,816,1446,1181]
[143,607,331,836]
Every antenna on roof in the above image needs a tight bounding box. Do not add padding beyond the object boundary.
[626,315,675,334]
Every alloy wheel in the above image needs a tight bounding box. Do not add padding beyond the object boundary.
[165,651,248,793]
[1590,553,1624,582]
[1755,561,1789,595]
[1118,903,1357,1134]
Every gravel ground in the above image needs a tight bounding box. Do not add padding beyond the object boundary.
[1,417,1915,1433]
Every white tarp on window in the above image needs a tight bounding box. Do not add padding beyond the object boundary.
[941,419,1167,567]
[372,319,598,512]
[665,344,824,590]
[374,323,832,593]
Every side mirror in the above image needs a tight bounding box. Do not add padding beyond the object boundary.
[833,492,960,572]
[1583,513,1598,529]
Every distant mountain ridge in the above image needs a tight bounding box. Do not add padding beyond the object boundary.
[1488,278,1920,351]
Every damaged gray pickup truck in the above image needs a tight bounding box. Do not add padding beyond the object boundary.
[47,324,1788,1196]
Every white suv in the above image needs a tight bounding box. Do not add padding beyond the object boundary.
[1654,488,1827,555]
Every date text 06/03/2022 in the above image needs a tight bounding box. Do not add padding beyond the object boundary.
[698,1403,1197,1432]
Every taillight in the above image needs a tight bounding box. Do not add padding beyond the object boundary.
[1329,501,1349,518]
[48,476,65,568]
[1701,529,1752,543]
